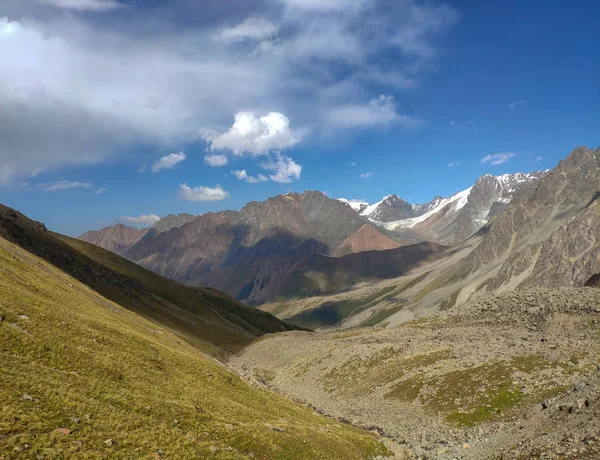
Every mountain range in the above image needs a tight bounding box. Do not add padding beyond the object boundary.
[79,169,549,304]
[262,146,599,329]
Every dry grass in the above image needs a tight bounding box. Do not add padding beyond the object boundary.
[0,237,388,459]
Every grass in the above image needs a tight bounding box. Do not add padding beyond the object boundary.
[0,205,298,360]
[387,354,568,427]
[0,236,389,459]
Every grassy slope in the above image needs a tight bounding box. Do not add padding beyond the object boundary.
[0,205,298,359]
[0,236,387,459]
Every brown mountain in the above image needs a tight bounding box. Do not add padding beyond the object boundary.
[115,191,407,304]
[78,223,149,254]
[334,224,401,256]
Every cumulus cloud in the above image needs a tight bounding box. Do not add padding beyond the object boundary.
[327,95,417,128]
[481,152,516,166]
[208,112,298,156]
[95,188,107,195]
[232,169,269,184]
[38,0,124,11]
[119,214,160,225]
[260,153,302,183]
[508,100,525,110]
[204,154,229,167]
[179,184,230,202]
[38,181,93,191]
[360,172,373,179]
[151,152,186,173]
[217,17,278,41]
[0,0,458,184]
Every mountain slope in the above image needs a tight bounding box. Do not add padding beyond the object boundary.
[335,224,401,256]
[0,234,387,459]
[0,204,296,356]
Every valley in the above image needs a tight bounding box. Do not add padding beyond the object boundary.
[2,147,598,459]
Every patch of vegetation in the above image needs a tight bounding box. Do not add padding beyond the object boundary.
[386,354,567,427]
[287,286,397,329]
[386,375,424,402]
[0,237,388,459]
[325,349,452,397]
[253,368,276,384]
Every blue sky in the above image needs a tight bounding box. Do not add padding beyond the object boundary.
[0,0,598,236]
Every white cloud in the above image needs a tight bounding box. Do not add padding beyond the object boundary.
[450,121,456,126]
[119,214,160,225]
[508,100,525,110]
[448,161,461,167]
[208,112,298,156]
[151,152,186,173]
[232,169,269,184]
[360,172,373,179]
[38,180,93,191]
[327,95,417,129]
[38,0,124,11]
[217,17,278,41]
[95,188,107,195]
[350,162,356,166]
[178,184,230,202]
[535,155,542,162]
[0,0,458,184]
[481,152,516,166]
[260,153,302,183]
[204,154,229,167]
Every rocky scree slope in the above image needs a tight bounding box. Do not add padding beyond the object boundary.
[231,288,600,459]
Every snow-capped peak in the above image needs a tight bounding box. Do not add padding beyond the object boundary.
[336,198,369,213]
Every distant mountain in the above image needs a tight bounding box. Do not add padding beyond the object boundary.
[334,224,401,256]
[78,213,197,255]
[152,213,197,234]
[112,191,409,304]
[265,147,598,330]
[78,223,149,254]
[338,171,546,245]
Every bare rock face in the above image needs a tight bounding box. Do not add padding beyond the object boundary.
[459,147,600,291]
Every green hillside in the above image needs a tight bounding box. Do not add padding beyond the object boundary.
[0,235,387,458]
